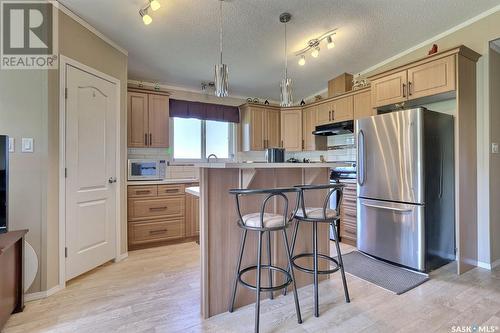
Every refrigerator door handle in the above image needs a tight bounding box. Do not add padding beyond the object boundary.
[357,129,365,186]
[361,202,413,213]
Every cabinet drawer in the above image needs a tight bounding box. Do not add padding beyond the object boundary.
[128,185,158,198]
[158,184,184,196]
[128,197,185,220]
[129,219,184,245]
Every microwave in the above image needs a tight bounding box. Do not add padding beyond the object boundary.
[128,159,166,181]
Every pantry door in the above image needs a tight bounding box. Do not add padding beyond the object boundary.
[65,64,118,281]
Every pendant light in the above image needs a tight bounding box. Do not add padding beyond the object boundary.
[280,13,293,107]
[214,0,228,97]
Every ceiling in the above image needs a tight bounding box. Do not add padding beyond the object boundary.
[59,0,500,101]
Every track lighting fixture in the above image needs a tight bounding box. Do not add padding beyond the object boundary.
[139,0,161,25]
[295,29,337,65]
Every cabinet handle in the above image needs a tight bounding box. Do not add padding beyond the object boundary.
[149,229,167,235]
[402,83,407,98]
[163,189,179,193]
[302,139,305,150]
[329,111,331,122]
[332,110,335,121]
[408,81,412,96]
[145,134,148,146]
[149,133,153,145]
[281,140,283,148]
[136,190,151,195]
[149,206,167,211]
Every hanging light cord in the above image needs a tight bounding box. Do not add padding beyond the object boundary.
[284,20,288,79]
[219,0,223,65]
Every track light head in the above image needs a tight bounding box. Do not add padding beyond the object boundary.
[150,0,161,11]
[298,55,306,66]
[311,47,320,58]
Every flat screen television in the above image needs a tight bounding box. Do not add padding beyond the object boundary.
[0,135,8,233]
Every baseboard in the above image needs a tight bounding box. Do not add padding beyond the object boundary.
[25,284,64,302]
[477,261,492,269]
[114,252,128,263]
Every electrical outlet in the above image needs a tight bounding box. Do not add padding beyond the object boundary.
[8,138,14,152]
[492,143,499,154]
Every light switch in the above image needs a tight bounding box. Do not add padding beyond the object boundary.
[492,143,499,154]
[8,138,14,152]
[21,138,34,153]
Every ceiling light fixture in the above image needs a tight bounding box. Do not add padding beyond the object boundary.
[150,0,161,11]
[280,12,293,107]
[139,0,160,25]
[298,55,306,66]
[214,0,228,97]
[295,29,337,65]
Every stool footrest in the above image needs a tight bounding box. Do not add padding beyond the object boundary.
[238,265,292,292]
[292,253,341,275]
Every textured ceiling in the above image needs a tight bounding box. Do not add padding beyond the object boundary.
[59,0,500,101]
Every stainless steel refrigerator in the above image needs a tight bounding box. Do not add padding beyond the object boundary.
[356,108,455,272]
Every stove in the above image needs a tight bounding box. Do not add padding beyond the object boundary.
[330,162,357,181]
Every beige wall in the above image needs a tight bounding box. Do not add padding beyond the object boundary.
[489,44,500,263]
[44,11,128,291]
[0,71,48,293]
[357,10,500,266]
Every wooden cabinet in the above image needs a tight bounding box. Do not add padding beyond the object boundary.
[280,107,303,151]
[407,55,455,99]
[302,105,327,151]
[331,96,353,123]
[128,183,200,248]
[371,70,408,108]
[371,55,456,108]
[185,193,200,237]
[353,90,374,120]
[127,89,169,148]
[240,105,280,151]
[339,180,357,246]
[316,101,332,126]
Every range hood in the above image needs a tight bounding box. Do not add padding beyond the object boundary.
[313,121,354,136]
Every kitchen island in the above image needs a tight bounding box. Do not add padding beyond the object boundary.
[198,163,337,318]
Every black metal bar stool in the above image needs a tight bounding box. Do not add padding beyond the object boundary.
[228,187,303,333]
[288,183,350,318]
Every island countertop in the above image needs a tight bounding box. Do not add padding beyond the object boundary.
[196,162,348,169]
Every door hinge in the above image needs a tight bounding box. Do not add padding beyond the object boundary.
[64,247,68,258]
[65,88,68,99]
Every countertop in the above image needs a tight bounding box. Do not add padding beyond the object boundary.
[127,178,199,186]
[185,186,200,197]
[196,162,347,169]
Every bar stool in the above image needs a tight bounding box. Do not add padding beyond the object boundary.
[228,187,303,333]
[288,183,350,317]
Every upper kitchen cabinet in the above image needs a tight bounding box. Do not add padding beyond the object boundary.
[240,104,280,151]
[371,71,408,108]
[280,107,303,151]
[316,101,332,126]
[370,54,456,108]
[353,89,375,120]
[303,105,327,151]
[331,95,353,123]
[128,89,170,148]
[407,55,455,99]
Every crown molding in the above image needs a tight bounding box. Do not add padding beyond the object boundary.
[52,0,128,56]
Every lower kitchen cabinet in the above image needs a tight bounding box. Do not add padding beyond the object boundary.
[185,193,200,237]
[127,182,199,249]
[340,179,357,246]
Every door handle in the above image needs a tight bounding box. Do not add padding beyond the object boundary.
[108,177,117,184]
[361,202,413,213]
[357,130,365,186]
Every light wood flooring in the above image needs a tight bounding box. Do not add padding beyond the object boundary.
[3,241,500,333]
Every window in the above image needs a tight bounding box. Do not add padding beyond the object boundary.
[173,118,234,161]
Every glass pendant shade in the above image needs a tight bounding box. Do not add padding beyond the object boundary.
[280,78,293,107]
[215,63,229,97]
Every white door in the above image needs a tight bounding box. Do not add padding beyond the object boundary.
[65,65,118,281]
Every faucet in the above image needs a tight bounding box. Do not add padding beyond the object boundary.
[207,154,218,162]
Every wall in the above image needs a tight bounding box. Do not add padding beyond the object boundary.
[0,71,48,293]
[43,10,128,291]
[489,43,500,264]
